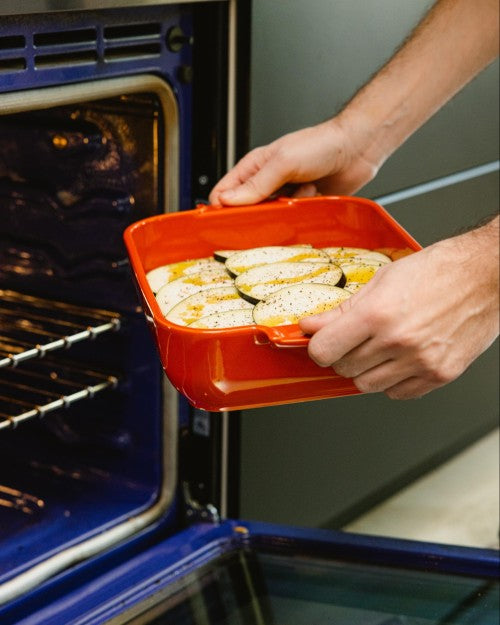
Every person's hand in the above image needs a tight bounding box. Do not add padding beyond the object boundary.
[209,119,379,206]
[298,226,499,399]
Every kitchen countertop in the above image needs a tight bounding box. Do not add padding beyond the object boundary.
[344,428,500,550]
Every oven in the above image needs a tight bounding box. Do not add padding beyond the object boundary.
[0,2,498,624]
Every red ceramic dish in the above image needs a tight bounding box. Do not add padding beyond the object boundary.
[124,196,421,411]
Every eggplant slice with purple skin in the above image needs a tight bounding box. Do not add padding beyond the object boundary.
[235,261,344,304]
[213,249,240,263]
[214,244,314,264]
[147,257,228,294]
[340,261,384,292]
[322,247,391,265]
[225,245,331,277]
[189,308,255,329]
[165,285,254,326]
[156,272,233,316]
[253,283,351,327]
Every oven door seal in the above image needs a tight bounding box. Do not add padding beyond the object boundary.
[0,74,179,606]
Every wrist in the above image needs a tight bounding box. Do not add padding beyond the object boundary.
[435,215,499,313]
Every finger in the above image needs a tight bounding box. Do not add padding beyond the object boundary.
[351,359,411,394]
[384,376,443,400]
[301,308,373,367]
[209,148,267,204]
[298,301,348,334]
[332,337,393,379]
[217,157,294,205]
[292,182,318,198]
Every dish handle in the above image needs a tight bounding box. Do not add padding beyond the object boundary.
[254,325,310,348]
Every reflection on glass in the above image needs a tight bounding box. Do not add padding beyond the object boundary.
[120,549,499,625]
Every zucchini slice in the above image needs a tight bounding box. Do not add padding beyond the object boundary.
[165,286,254,326]
[322,247,391,265]
[156,273,233,316]
[147,257,227,293]
[189,308,255,329]
[253,284,351,327]
[225,246,331,277]
[235,261,344,304]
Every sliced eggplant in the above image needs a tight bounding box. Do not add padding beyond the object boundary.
[213,249,240,263]
[235,261,344,304]
[253,283,351,327]
[225,245,331,277]
[189,308,255,329]
[322,247,391,265]
[214,244,312,264]
[165,285,254,326]
[341,262,382,286]
[344,283,364,294]
[147,257,227,293]
[156,273,233,316]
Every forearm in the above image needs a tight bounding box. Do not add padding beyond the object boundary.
[336,0,499,171]
[443,214,499,320]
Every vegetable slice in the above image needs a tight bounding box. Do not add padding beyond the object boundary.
[214,244,312,264]
[341,262,383,286]
[165,286,254,326]
[156,273,233,316]
[235,261,344,304]
[253,284,351,327]
[322,247,391,265]
[344,283,364,294]
[213,249,240,262]
[147,257,227,293]
[189,308,255,329]
[225,245,331,277]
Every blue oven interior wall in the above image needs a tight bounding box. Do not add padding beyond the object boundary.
[0,4,213,589]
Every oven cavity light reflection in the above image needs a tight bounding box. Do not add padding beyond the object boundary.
[0,485,45,516]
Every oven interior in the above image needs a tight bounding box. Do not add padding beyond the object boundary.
[0,90,171,589]
[0,1,237,604]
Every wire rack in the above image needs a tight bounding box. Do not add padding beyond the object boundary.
[0,290,121,429]
[0,289,121,368]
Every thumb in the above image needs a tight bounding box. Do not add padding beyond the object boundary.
[219,161,292,205]
[299,305,345,334]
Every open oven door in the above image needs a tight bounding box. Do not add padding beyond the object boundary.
[0,516,498,624]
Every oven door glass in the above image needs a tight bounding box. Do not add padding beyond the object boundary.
[3,521,497,625]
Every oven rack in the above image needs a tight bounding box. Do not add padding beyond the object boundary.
[0,358,119,430]
[0,289,121,368]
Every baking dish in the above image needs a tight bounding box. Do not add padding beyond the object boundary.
[124,196,421,411]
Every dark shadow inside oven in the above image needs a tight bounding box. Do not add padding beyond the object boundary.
[0,86,175,589]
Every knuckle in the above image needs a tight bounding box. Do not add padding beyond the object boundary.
[428,362,461,386]
[367,308,391,329]
[412,348,463,386]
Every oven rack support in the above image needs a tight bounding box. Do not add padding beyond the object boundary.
[0,360,119,431]
[0,289,121,368]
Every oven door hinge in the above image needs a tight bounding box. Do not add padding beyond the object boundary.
[182,481,220,525]
[179,408,223,525]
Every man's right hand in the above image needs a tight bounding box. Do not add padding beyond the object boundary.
[208,120,379,206]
